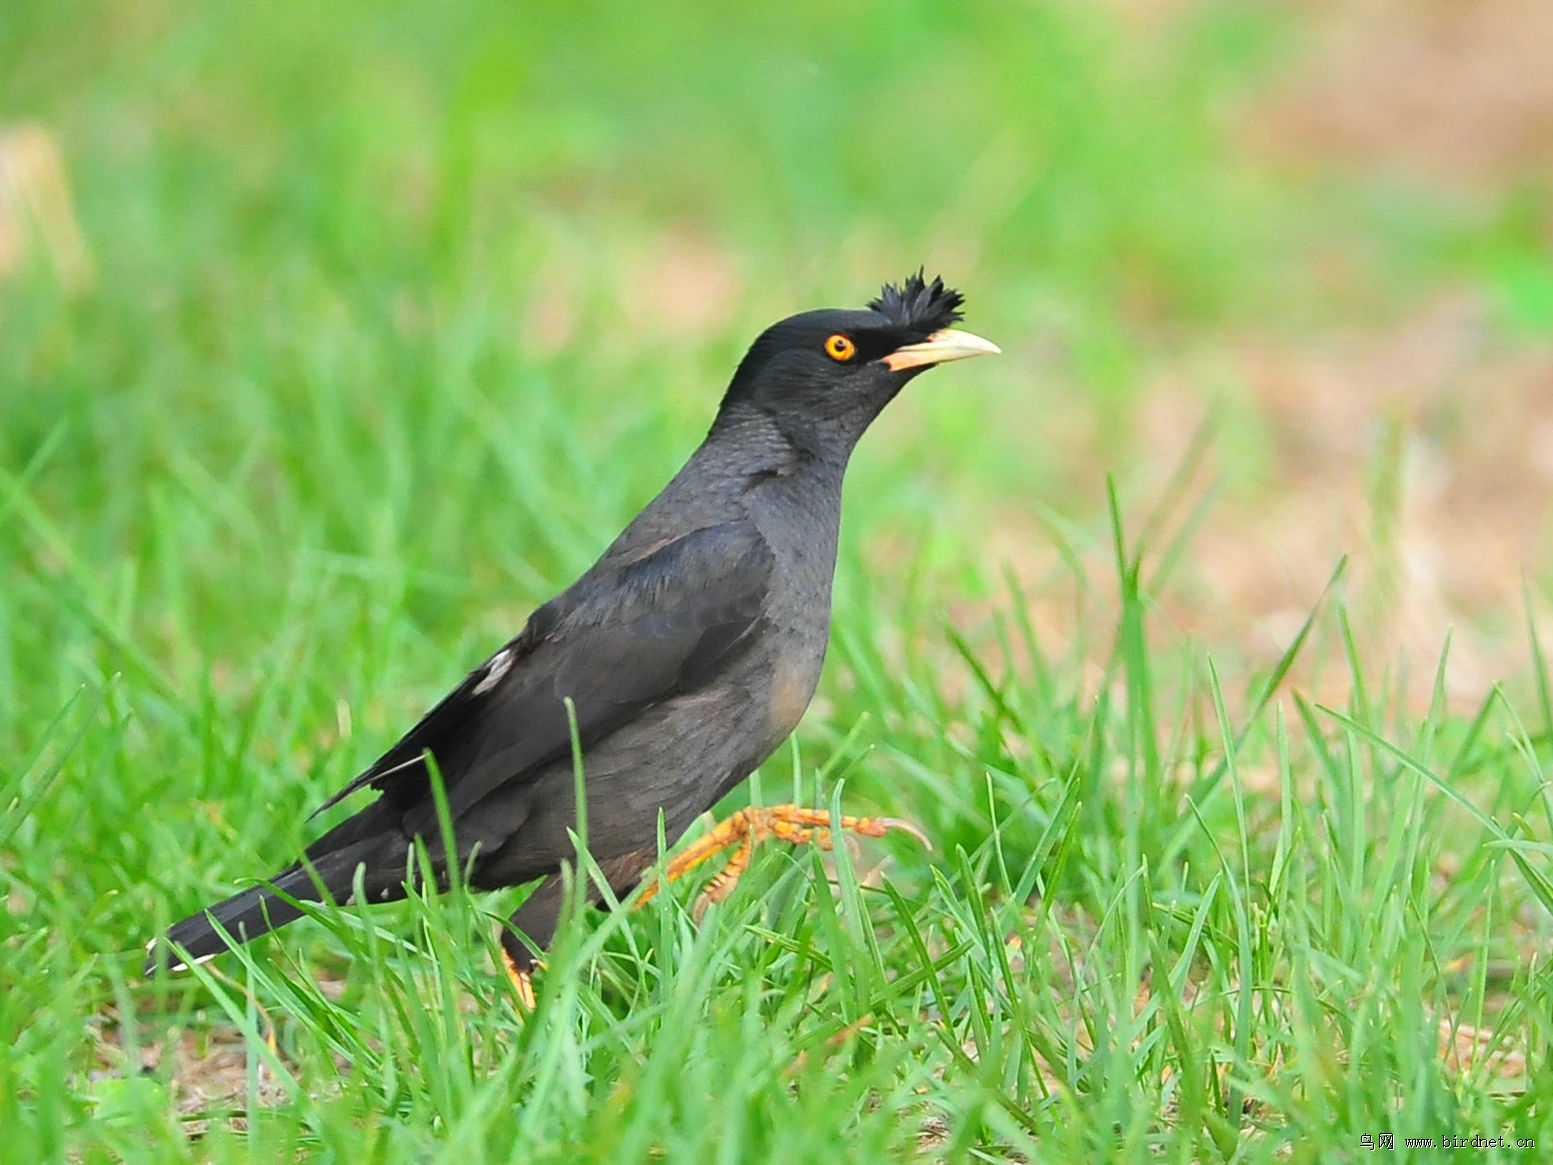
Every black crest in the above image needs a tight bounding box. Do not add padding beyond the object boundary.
[868,271,965,334]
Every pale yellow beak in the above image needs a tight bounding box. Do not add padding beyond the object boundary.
[880,328,1001,372]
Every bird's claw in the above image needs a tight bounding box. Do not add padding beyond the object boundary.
[501,946,539,1012]
[637,803,930,916]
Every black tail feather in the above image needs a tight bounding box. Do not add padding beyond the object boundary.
[145,839,406,975]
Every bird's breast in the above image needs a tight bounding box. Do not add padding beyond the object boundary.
[741,466,844,744]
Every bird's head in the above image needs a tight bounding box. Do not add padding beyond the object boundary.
[714,272,999,451]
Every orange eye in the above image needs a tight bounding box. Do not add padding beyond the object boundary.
[824,334,856,361]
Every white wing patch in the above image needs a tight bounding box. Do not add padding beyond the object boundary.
[171,951,219,972]
[473,647,514,695]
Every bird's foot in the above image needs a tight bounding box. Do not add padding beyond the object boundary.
[501,946,538,1012]
[636,805,928,917]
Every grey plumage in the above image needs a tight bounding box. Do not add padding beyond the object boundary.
[148,272,996,976]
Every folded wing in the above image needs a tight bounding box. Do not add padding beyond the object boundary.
[314,520,776,834]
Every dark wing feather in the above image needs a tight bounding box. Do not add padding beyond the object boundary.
[308,635,524,817]
[313,521,774,830]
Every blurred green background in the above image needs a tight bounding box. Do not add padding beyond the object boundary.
[5,0,1553,1157]
[6,0,1551,725]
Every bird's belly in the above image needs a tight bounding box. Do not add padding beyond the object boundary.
[470,667,811,883]
[763,649,823,744]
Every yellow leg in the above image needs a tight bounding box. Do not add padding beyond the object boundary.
[501,946,537,1011]
[635,804,928,912]
[697,832,755,916]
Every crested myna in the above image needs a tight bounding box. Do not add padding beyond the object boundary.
[146,273,998,1002]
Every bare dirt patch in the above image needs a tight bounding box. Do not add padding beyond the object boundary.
[1256,0,1553,189]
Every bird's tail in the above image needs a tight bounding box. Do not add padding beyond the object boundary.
[145,837,408,974]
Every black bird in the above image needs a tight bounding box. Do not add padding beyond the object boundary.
[147,273,998,997]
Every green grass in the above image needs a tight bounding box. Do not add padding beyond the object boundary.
[4,1,1552,1161]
